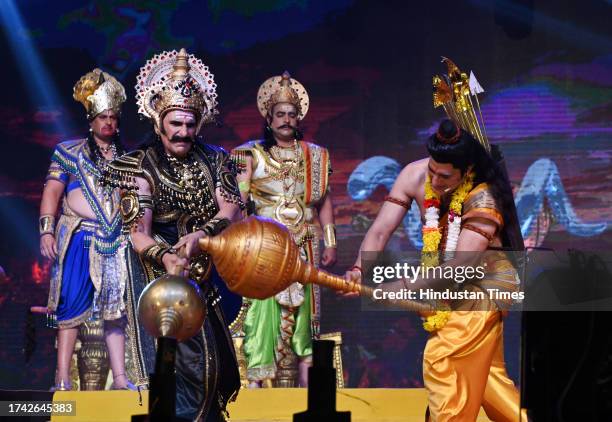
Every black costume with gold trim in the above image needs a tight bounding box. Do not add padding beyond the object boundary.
[105,141,241,421]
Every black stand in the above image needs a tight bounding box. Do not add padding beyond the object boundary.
[521,250,612,421]
[149,336,177,421]
[293,340,351,422]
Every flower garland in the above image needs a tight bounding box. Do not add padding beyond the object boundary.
[421,171,474,332]
[422,310,451,332]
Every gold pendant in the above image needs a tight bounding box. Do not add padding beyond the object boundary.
[275,199,304,227]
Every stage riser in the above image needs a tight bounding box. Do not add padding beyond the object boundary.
[43,389,494,421]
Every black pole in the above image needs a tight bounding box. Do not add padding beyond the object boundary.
[149,336,177,421]
[293,340,351,422]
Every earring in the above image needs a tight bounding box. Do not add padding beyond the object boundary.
[89,128,93,133]
[116,128,120,135]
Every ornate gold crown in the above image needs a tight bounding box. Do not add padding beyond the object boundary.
[257,71,309,120]
[73,69,126,120]
[433,57,489,152]
[135,48,218,133]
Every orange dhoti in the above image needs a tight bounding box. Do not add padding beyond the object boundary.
[423,310,526,421]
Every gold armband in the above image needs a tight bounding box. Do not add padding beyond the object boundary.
[323,223,337,248]
[238,180,250,193]
[139,194,154,210]
[39,215,56,236]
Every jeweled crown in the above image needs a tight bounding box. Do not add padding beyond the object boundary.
[257,71,309,120]
[136,48,218,132]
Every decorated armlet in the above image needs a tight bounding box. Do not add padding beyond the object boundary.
[230,150,248,173]
[201,217,232,236]
[218,186,246,210]
[100,167,140,191]
[384,195,410,210]
[323,223,337,248]
[39,215,56,236]
[219,185,245,210]
[216,163,246,210]
[462,184,504,228]
[140,243,175,267]
[120,192,153,233]
[45,161,69,185]
[462,223,494,243]
[99,150,146,190]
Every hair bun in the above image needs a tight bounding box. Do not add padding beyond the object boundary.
[435,119,461,144]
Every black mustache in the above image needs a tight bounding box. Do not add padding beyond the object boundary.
[170,135,194,144]
[277,124,296,130]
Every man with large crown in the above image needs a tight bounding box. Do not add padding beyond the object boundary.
[346,58,527,420]
[104,48,242,420]
[40,69,133,390]
[231,71,337,388]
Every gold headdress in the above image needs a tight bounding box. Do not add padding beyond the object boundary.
[257,71,309,120]
[73,69,126,120]
[433,57,489,152]
[135,48,218,133]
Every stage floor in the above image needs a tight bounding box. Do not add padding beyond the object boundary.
[50,388,493,421]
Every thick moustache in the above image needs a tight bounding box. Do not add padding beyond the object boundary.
[170,136,194,144]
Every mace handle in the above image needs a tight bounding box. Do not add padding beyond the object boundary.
[310,267,434,314]
[170,246,187,277]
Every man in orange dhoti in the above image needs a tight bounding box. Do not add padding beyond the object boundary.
[347,59,527,421]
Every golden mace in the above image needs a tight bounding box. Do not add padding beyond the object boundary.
[199,216,433,314]
[137,261,206,341]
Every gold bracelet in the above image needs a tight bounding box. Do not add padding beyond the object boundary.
[201,218,231,236]
[39,215,56,236]
[141,244,174,266]
[323,223,337,248]
[140,244,160,263]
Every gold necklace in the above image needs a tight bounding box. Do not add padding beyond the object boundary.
[270,140,303,180]
[269,140,303,205]
[162,152,215,217]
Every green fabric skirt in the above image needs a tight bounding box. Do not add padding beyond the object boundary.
[243,283,312,381]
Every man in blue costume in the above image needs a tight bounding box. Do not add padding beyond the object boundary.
[39,69,133,390]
